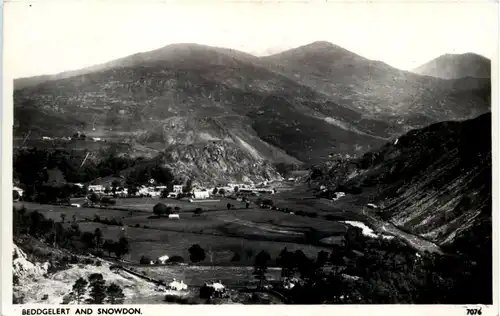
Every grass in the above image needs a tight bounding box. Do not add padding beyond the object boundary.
[18,194,352,266]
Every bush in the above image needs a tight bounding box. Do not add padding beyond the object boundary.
[70,255,79,264]
[140,256,152,264]
[167,256,185,263]
[164,294,189,304]
[135,223,140,228]
[231,252,241,262]
[194,208,203,215]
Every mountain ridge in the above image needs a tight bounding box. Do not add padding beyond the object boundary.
[412,53,491,79]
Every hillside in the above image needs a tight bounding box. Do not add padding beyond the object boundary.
[310,112,491,246]
[413,53,491,79]
[14,42,491,171]
[262,42,490,122]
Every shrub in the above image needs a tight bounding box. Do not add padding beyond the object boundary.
[231,252,241,262]
[194,208,203,215]
[167,256,185,263]
[135,223,140,228]
[140,256,152,264]
[164,294,189,304]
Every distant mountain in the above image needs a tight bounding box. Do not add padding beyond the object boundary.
[13,42,491,182]
[262,42,490,121]
[310,112,491,245]
[412,53,491,79]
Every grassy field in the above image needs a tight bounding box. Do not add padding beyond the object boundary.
[17,196,347,265]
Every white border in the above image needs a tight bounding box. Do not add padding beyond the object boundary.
[1,1,499,316]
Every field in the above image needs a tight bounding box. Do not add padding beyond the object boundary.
[16,195,350,266]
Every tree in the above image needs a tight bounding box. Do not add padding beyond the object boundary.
[246,202,250,209]
[115,236,130,260]
[140,256,151,264]
[94,228,103,249]
[254,250,271,290]
[106,283,125,304]
[89,193,99,205]
[194,208,203,215]
[234,186,239,193]
[111,180,120,194]
[13,190,20,201]
[218,188,226,195]
[100,196,116,208]
[127,185,138,197]
[188,244,206,263]
[86,273,106,304]
[316,250,329,271]
[71,277,88,304]
[212,187,218,195]
[277,247,295,279]
[174,206,180,212]
[226,203,231,210]
[153,203,167,217]
[183,179,193,193]
[60,213,66,223]
[81,232,96,249]
[103,240,116,257]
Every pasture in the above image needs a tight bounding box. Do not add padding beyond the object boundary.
[17,194,353,266]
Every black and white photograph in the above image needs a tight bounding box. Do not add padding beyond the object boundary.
[4,0,497,307]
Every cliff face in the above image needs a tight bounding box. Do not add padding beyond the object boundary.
[310,113,491,245]
[161,141,282,186]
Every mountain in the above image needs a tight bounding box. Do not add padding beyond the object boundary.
[412,53,491,79]
[14,42,491,179]
[310,112,491,245]
[262,42,490,121]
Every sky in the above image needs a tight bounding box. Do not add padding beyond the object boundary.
[5,0,498,79]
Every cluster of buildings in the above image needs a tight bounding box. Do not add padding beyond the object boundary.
[79,178,277,201]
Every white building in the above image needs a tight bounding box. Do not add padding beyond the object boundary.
[88,185,104,193]
[193,190,210,200]
[13,186,24,197]
[167,279,188,291]
[173,185,183,193]
[157,255,170,264]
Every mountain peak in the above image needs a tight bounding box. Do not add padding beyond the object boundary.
[413,53,491,79]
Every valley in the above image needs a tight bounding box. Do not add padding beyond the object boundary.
[12,40,492,305]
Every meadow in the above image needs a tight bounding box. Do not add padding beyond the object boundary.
[16,195,347,266]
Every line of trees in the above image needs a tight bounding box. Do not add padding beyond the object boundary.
[70,273,125,304]
[13,207,130,260]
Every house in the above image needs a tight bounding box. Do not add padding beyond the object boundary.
[168,214,180,219]
[168,192,179,199]
[193,190,210,200]
[70,203,81,208]
[13,186,24,197]
[42,136,52,141]
[173,185,183,194]
[157,255,170,264]
[167,279,188,291]
[367,203,378,209]
[88,185,104,193]
[92,137,102,142]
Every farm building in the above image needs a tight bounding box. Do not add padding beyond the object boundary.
[13,186,24,197]
[167,279,188,291]
[88,185,104,193]
[157,255,170,264]
[173,185,183,193]
[167,192,179,199]
[193,190,210,199]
